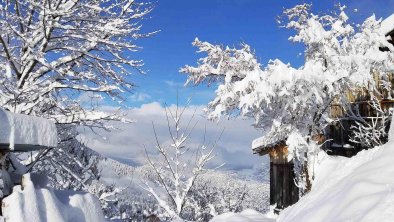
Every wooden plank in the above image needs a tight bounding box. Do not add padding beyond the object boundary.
[271,162,299,210]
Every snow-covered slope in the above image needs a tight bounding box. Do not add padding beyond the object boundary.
[278,141,394,222]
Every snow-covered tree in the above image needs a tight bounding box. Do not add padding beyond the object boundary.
[0,0,154,123]
[0,0,156,215]
[181,4,394,192]
[87,181,126,219]
[143,100,222,220]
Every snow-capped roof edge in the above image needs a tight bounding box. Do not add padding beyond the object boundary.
[0,108,58,151]
[380,13,394,36]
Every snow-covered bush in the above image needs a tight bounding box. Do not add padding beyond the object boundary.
[349,96,393,148]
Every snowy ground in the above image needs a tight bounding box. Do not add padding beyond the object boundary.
[4,129,394,222]
[213,140,394,222]
[278,140,394,222]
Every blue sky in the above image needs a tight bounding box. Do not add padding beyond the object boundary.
[127,0,394,107]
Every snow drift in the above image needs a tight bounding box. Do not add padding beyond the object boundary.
[0,108,57,151]
[278,141,394,222]
[2,174,105,222]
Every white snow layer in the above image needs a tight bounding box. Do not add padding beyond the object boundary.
[210,209,275,222]
[0,108,57,150]
[252,136,265,150]
[380,13,394,35]
[278,140,394,222]
[2,174,105,222]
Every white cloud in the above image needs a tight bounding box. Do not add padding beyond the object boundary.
[79,102,269,177]
[164,80,184,88]
[129,92,152,102]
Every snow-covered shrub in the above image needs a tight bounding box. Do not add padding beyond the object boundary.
[349,96,393,148]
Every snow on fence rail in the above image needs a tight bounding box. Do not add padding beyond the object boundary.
[0,108,58,151]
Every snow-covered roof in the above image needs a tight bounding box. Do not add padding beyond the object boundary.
[252,136,276,151]
[252,126,290,155]
[0,108,58,151]
[380,13,394,36]
[252,135,285,155]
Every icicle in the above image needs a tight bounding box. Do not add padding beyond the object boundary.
[388,113,394,141]
[8,112,15,150]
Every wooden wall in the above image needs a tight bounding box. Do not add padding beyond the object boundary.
[327,72,394,155]
[270,161,299,210]
[268,145,299,210]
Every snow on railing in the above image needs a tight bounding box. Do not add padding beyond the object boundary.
[0,108,57,151]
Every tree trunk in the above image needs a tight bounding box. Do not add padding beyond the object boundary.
[303,161,312,193]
